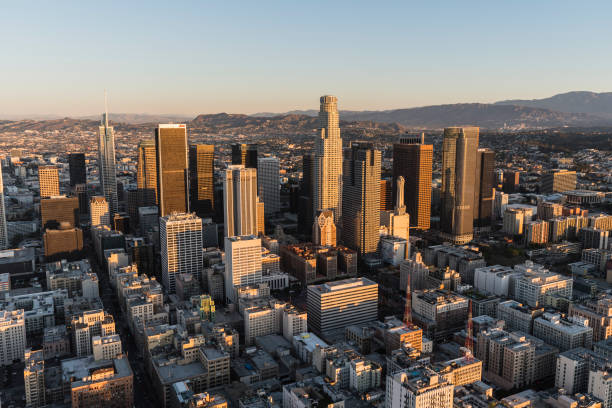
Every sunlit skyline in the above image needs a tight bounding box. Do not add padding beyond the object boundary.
[3,0,612,116]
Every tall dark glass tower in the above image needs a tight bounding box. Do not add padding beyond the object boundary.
[231,143,258,168]
[440,127,479,244]
[155,124,189,217]
[189,144,215,217]
[68,153,86,187]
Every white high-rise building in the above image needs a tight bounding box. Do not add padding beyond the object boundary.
[257,156,280,215]
[386,366,454,408]
[0,309,26,365]
[97,100,118,217]
[589,369,612,408]
[224,235,262,302]
[24,349,45,408]
[90,196,110,227]
[314,95,343,222]
[160,212,203,293]
[0,169,8,249]
[224,165,258,237]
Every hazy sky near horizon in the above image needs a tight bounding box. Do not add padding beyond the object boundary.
[2,0,612,116]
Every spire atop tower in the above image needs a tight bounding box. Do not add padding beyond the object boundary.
[103,89,108,128]
[396,176,405,210]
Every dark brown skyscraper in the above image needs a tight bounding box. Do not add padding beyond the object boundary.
[68,153,86,187]
[503,170,520,193]
[137,140,157,206]
[342,142,381,256]
[231,143,258,168]
[380,179,393,212]
[155,124,189,217]
[440,127,479,244]
[474,149,495,231]
[189,144,215,217]
[297,153,314,236]
[392,134,433,230]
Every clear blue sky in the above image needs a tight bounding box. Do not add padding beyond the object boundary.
[2,0,612,116]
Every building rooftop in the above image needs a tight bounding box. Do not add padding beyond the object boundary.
[310,277,376,294]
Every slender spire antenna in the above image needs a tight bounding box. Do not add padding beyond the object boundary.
[104,89,108,127]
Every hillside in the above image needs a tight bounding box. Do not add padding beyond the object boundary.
[495,91,612,119]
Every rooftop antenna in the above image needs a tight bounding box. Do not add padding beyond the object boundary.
[104,89,109,128]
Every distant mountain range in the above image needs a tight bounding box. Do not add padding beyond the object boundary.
[2,91,612,132]
[495,91,612,119]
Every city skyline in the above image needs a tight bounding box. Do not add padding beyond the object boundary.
[3,1,612,116]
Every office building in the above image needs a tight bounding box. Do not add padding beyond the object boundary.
[92,334,123,361]
[497,300,544,334]
[160,213,203,293]
[400,252,429,292]
[533,312,593,351]
[525,220,550,245]
[588,369,612,408]
[0,169,7,249]
[423,244,486,286]
[306,277,378,336]
[440,127,479,244]
[24,349,46,408]
[392,133,433,230]
[342,142,381,256]
[62,355,133,408]
[569,297,612,342]
[312,209,336,247]
[40,196,79,230]
[257,156,280,215]
[542,170,577,193]
[582,227,610,250]
[138,206,158,235]
[386,365,454,408]
[137,140,158,206]
[98,109,119,216]
[156,124,189,217]
[68,153,86,187]
[0,309,26,366]
[38,165,60,198]
[380,179,393,211]
[90,196,110,227]
[313,95,343,222]
[224,235,262,302]
[297,153,314,236]
[231,143,257,168]
[282,306,307,341]
[556,348,612,394]
[412,289,469,341]
[503,171,520,193]
[189,144,215,217]
[537,201,563,221]
[494,190,509,220]
[43,227,84,260]
[381,176,410,241]
[514,269,572,307]
[476,329,557,390]
[223,165,258,237]
[503,207,533,236]
[71,309,116,357]
[474,149,495,231]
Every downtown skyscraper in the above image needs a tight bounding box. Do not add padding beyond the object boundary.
[342,142,381,256]
[68,153,86,187]
[137,140,158,207]
[38,165,60,198]
[0,169,8,249]
[231,143,258,168]
[257,156,280,215]
[474,148,495,232]
[189,144,215,217]
[155,124,189,217]
[392,133,433,230]
[440,127,480,244]
[313,95,343,225]
[160,212,203,293]
[223,165,258,237]
[97,107,118,217]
